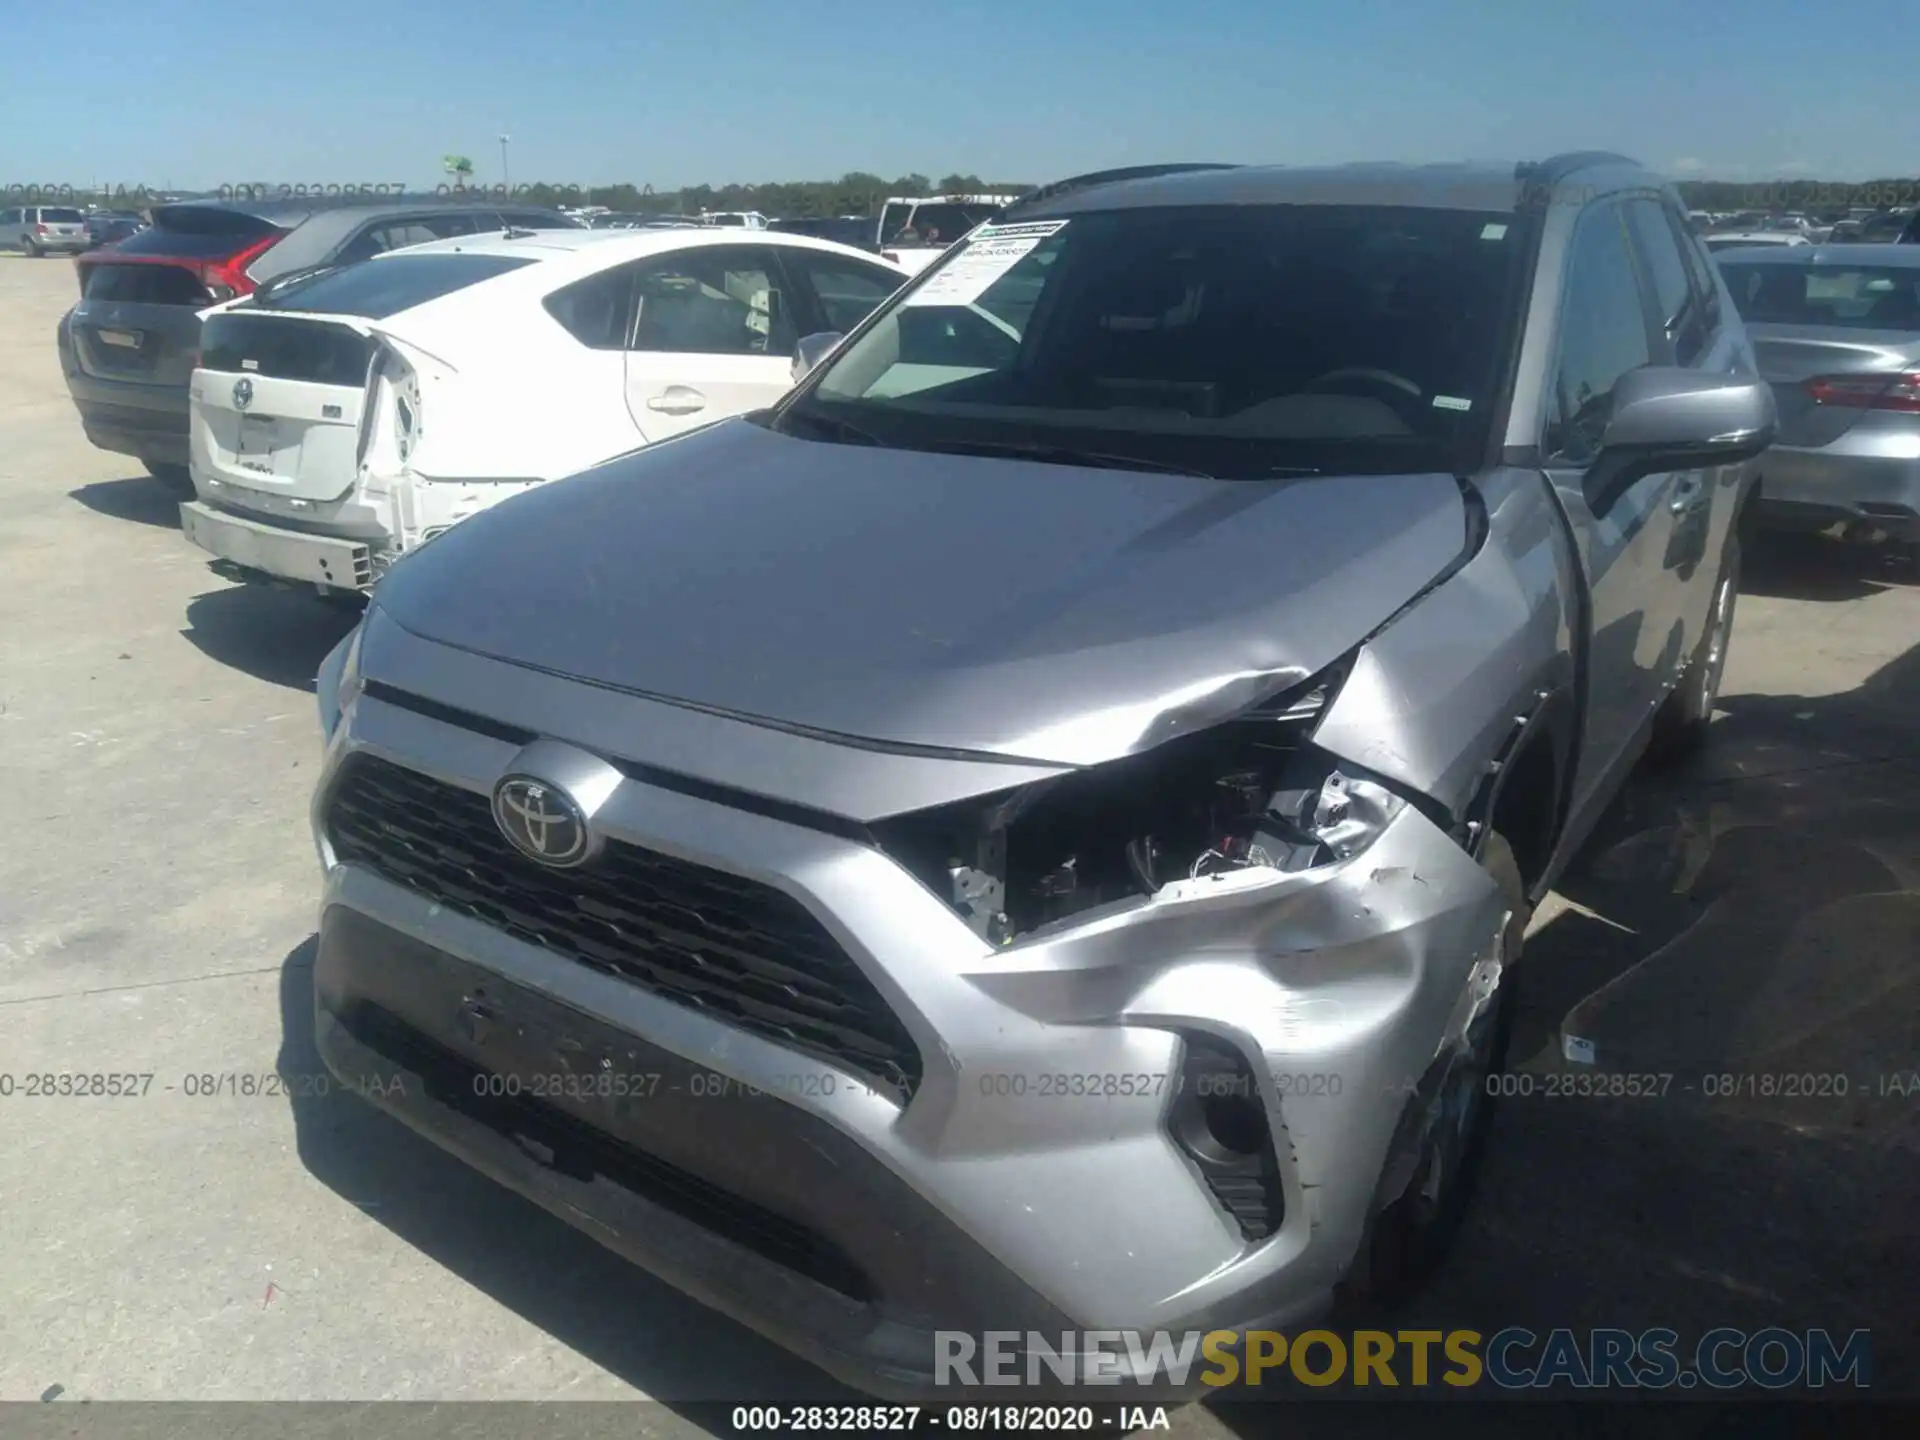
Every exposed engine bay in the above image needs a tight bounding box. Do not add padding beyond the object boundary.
[872,669,1412,943]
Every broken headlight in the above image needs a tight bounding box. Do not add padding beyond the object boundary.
[872,662,1408,944]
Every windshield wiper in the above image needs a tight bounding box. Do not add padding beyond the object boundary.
[253,264,340,305]
[904,438,1214,479]
[779,407,882,446]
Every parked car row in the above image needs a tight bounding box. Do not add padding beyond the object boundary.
[579,194,1018,266]
[1697,206,1920,248]
[56,196,589,489]
[171,226,908,593]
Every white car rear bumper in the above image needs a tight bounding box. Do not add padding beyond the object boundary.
[179,500,375,590]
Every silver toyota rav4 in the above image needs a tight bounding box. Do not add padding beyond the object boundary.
[310,155,1773,1396]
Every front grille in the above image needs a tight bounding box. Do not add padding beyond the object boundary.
[340,1002,873,1300]
[324,754,924,1100]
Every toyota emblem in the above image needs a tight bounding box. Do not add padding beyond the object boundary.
[232,377,254,410]
[491,775,593,868]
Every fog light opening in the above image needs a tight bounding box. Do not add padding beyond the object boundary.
[1171,1034,1285,1240]
[1202,1093,1268,1156]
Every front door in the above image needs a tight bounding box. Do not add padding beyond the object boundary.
[621,244,798,443]
[1539,199,1688,816]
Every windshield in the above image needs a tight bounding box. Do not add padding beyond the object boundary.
[783,203,1532,478]
[1720,263,1920,330]
[252,253,535,317]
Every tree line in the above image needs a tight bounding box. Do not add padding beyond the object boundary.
[509,173,1030,216]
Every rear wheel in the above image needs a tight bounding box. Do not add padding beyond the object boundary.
[1343,832,1526,1306]
[1648,534,1741,764]
[22,234,42,257]
[142,460,194,497]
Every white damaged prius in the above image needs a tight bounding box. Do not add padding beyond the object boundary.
[179,227,906,597]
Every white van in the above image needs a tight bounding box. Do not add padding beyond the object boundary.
[874,194,1018,274]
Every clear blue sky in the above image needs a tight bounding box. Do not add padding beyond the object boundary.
[1,0,1907,190]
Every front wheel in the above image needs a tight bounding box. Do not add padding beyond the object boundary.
[1648,534,1741,764]
[1342,832,1525,1306]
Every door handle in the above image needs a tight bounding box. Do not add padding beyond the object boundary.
[646,386,707,416]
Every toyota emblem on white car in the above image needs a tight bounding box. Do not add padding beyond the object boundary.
[491,775,592,867]
[232,377,254,410]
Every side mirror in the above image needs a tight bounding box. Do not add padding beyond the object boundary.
[1587,367,1776,514]
[792,330,845,384]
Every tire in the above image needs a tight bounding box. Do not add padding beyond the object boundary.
[22,235,42,258]
[142,460,195,497]
[1342,832,1526,1307]
[1648,534,1741,764]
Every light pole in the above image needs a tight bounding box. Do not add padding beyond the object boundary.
[499,133,512,194]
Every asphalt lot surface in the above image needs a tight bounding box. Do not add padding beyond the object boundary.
[2,252,1916,1436]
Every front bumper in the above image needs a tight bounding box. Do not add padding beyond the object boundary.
[1756,433,1920,540]
[311,633,1505,1396]
[180,499,374,590]
[316,905,1088,1398]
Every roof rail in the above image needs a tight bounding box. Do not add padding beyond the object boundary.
[1520,152,1644,185]
[1003,163,1243,214]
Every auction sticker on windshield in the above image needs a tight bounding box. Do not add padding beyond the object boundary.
[903,220,1068,308]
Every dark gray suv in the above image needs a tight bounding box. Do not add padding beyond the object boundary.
[56,198,581,492]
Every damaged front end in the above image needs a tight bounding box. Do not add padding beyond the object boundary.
[860,660,1509,1306]
[873,660,1432,947]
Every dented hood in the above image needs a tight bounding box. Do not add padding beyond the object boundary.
[371,419,1468,768]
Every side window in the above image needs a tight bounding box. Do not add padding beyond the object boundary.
[418,212,480,240]
[334,216,470,266]
[1545,205,1656,467]
[629,247,795,356]
[333,227,388,265]
[1625,199,1704,365]
[0,209,16,226]
[784,251,902,333]
[543,265,635,350]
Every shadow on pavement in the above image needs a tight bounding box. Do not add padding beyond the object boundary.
[274,938,866,1414]
[1741,530,1918,603]
[68,475,184,529]
[1209,648,1920,1431]
[181,584,361,692]
[1400,640,1920,1408]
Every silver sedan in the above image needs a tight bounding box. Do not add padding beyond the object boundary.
[1716,243,1920,548]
